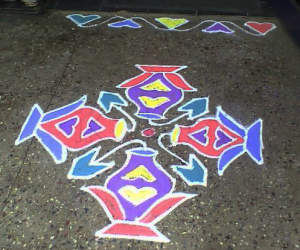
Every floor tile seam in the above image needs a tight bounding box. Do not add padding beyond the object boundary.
[0,139,33,213]
[0,34,81,216]
[43,35,81,113]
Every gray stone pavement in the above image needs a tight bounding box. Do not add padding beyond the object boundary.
[0,10,300,250]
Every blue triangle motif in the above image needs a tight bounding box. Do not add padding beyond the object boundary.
[203,22,234,34]
[59,117,78,136]
[108,19,141,29]
[216,130,233,148]
[191,129,208,145]
[83,119,102,137]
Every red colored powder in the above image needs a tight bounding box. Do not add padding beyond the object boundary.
[141,128,156,137]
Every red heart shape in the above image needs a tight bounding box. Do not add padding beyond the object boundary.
[245,21,276,35]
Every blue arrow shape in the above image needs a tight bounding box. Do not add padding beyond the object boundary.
[98,91,128,113]
[67,147,114,180]
[178,97,209,120]
[172,154,208,186]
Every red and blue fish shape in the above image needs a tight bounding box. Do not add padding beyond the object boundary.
[15,96,127,164]
[171,106,263,175]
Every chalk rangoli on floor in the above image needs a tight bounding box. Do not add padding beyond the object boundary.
[15,96,128,164]
[117,65,195,120]
[81,147,195,242]
[16,65,264,242]
[66,14,277,36]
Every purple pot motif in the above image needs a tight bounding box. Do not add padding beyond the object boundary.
[117,65,196,120]
[106,147,174,221]
[82,147,196,242]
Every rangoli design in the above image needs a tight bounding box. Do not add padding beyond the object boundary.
[16,65,264,243]
[66,15,276,36]
[81,147,195,242]
[15,96,127,164]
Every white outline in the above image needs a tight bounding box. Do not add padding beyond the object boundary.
[133,18,275,35]
[164,71,196,91]
[118,185,158,206]
[82,16,123,28]
[202,22,234,34]
[140,79,172,92]
[244,118,264,165]
[43,105,129,153]
[159,133,208,186]
[213,126,236,150]
[117,65,196,121]
[138,192,197,224]
[177,97,209,120]
[104,147,176,194]
[121,165,157,182]
[217,145,246,176]
[167,106,263,176]
[138,96,170,109]
[170,124,180,147]
[80,146,197,243]
[98,91,128,113]
[95,220,170,243]
[124,82,184,121]
[23,96,86,164]
[66,14,101,27]
[41,95,87,122]
[67,146,114,180]
[115,107,136,132]
[93,192,196,242]
[244,21,277,35]
[98,91,136,132]
[131,17,209,33]
[158,133,189,165]
[215,108,263,174]
[116,72,152,89]
[82,156,196,243]
[108,18,142,29]
[74,106,127,146]
[35,127,68,164]
[66,15,276,36]
[216,107,264,168]
[93,140,147,164]
[136,64,189,74]
[81,117,105,138]
[168,116,222,159]
[55,115,80,139]
[141,128,156,137]
[216,106,246,137]
[149,113,187,126]
[171,154,208,186]
[15,104,44,145]
[81,186,126,222]
[17,95,130,164]
[68,140,146,179]
[188,126,209,147]
[155,17,189,30]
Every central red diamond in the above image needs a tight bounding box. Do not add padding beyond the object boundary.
[141,128,156,137]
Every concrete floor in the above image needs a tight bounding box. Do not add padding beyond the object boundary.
[0,10,300,250]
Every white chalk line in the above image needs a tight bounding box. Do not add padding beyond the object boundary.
[115,106,137,132]
[158,133,189,165]
[80,16,126,28]
[74,16,267,36]
[149,113,187,126]
[94,139,147,163]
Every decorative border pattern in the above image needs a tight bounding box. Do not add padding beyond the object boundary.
[66,14,277,36]
[16,64,264,243]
